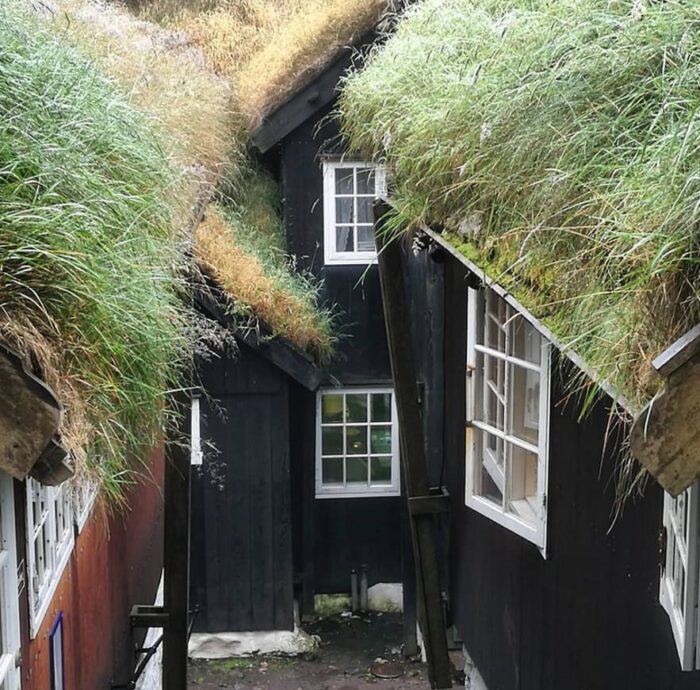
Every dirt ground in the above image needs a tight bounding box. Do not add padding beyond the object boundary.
[188,612,432,690]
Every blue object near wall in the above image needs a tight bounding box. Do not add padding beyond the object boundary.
[49,611,64,690]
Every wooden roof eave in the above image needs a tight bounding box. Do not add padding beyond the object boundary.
[194,285,323,392]
[630,323,700,495]
[421,225,636,415]
[0,344,74,485]
[251,28,379,154]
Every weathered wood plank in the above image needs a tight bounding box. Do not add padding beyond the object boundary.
[631,351,700,495]
[163,386,191,690]
[374,202,453,689]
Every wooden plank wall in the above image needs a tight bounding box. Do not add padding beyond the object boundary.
[282,102,403,594]
[190,343,294,632]
[442,257,700,690]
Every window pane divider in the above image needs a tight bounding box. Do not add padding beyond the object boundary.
[471,420,539,456]
[474,344,541,373]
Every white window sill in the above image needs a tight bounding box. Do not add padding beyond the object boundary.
[316,488,400,499]
[324,256,378,266]
[466,493,545,553]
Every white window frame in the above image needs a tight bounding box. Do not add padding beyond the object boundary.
[465,287,551,551]
[322,161,387,266]
[315,387,400,499]
[26,479,74,638]
[660,481,700,670]
[0,473,22,689]
[191,394,203,466]
[73,478,98,534]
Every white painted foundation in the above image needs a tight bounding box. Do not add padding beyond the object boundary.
[188,628,320,660]
[367,582,403,612]
[463,645,488,690]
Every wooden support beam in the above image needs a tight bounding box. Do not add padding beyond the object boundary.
[374,201,453,689]
[162,381,192,688]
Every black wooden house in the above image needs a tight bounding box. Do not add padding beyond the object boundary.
[189,27,443,641]
[382,226,700,690]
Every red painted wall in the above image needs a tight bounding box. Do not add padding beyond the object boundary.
[21,447,165,690]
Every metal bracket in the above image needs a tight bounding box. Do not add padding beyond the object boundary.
[130,605,169,629]
[408,487,450,516]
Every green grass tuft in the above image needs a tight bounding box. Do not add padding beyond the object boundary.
[0,4,191,502]
[196,167,338,361]
[339,0,700,412]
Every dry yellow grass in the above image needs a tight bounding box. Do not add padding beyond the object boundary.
[52,0,236,188]
[46,0,344,356]
[195,209,334,358]
[133,0,392,128]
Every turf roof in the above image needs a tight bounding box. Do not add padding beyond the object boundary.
[0,0,355,498]
[0,2,190,501]
[52,0,337,361]
[130,0,396,129]
[339,0,700,413]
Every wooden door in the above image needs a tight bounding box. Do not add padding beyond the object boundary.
[191,347,294,633]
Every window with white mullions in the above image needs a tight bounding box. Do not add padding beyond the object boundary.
[322,162,387,265]
[316,388,400,498]
[660,481,700,671]
[73,477,98,533]
[0,474,21,690]
[466,287,550,549]
[26,479,74,638]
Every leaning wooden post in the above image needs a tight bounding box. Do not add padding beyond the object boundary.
[374,201,452,689]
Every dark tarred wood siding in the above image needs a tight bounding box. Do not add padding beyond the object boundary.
[190,343,294,632]
[442,256,700,690]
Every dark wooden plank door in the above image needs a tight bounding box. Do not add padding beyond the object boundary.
[192,347,294,632]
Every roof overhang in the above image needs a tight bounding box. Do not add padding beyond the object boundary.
[251,29,378,154]
[421,226,635,413]
[630,323,700,495]
[195,286,323,391]
[0,344,74,484]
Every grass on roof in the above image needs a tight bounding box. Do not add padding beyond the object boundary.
[196,171,336,361]
[339,0,700,414]
[57,0,338,357]
[52,0,237,196]
[130,0,392,129]
[0,3,191,503]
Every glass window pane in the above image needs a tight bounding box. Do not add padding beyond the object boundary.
[479,467,503,507]
[322,427,343,456]
[357,197,373,224]
[346,394,367,423]
[346,426,368,455]
[511,315,541,365]
[476,429,504,506]
[508,363,539,446]
[335,226,354,253]
[322,394,343,422]
[371,393,392,422]
[506,445,539,526]
[371,457,392,484]
[356,168,376,195]
[346,457,368,484]
[335,167,354,195]
[336,197,354,224]
[357,225,374,252]
[322,458,344,485]
[371,426,392,454]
